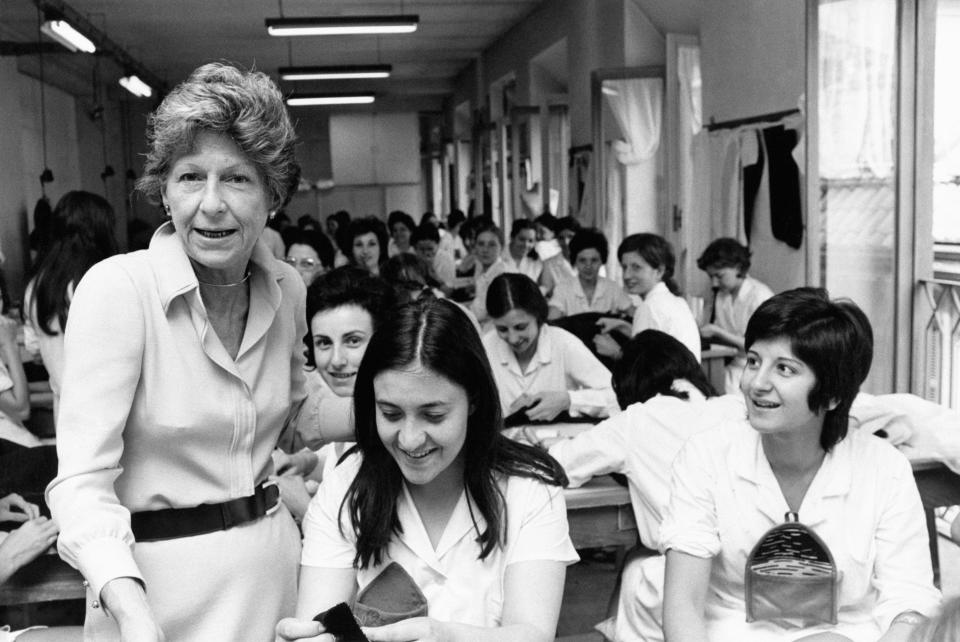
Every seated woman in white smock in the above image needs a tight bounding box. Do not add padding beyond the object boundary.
[661,288,940,642]
[696,237,774,394]
[595,233,700,364]
[548,228,632,320]
[482,273,618,422]
[276,297,577,642]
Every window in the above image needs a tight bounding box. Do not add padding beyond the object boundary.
[816,0,898,393]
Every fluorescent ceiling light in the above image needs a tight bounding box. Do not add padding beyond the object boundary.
[119,75,152,98]
[40,19,96,53]
[266,15,418,36]
[279,65,392,81]
[286,94,376,107]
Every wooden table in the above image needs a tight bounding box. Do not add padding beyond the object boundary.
[0,552,84,606]
[508,424,638,549]
[565,476,637,549]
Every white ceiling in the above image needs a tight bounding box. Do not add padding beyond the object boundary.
[0,0,704,108]
[0,0,544,108]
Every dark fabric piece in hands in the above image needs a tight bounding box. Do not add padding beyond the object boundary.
[314,602,369,642]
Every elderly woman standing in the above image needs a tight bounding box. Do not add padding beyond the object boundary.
[47,63,307,641]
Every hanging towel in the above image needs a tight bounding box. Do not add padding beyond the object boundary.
[762,125,803,249]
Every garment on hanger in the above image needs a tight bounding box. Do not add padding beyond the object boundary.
[762,125,803,249]
[741,130,764,243]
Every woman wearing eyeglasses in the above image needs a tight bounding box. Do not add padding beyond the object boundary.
[284,228,334,286]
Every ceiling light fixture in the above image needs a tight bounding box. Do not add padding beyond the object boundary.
[119,74,153,98]
[279,64,392,81]
[266,15,419,36]
[286,93,376,107]
[40,15,96,53]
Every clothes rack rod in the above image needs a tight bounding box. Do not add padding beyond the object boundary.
[706,108,800,132]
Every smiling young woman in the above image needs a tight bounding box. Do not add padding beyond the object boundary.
[660,288,941,642]
[277,297,577,642]
[483,273,618,421]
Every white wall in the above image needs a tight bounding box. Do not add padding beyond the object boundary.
[0,60,83,299]
[325,113,423,219]
[698,0,807,297]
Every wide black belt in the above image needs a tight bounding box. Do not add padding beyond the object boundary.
[131,481,280,543]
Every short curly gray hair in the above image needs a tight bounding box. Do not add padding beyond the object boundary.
[136,62,300,211]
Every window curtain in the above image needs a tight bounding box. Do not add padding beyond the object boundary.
[819,0,895,179]
[601,78,664,257]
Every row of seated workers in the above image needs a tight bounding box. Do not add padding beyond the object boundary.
[1,62,959,642]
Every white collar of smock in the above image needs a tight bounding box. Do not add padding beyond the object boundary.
[148,221,286,314]
[396,482,483,576]
[491,323,555,376]
[730,275,758,303]
[730,420,853,526]
[643,280,670,301]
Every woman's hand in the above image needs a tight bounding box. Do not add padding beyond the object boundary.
[592,333,622,360]
[0,517,59,584]
[521,391,570,422]
[101,577,166,642]
[0,493,40,523]
[698,322,721,339]
[275,617,335,641]
[595,317,630,335]
[364,617,450,642]
[273,474,318,523]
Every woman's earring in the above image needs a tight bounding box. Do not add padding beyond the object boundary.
[163,203,171,215]
[268,211,276,220]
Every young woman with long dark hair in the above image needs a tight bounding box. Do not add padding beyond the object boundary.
[25,190,119,415]
[277,297,577,642]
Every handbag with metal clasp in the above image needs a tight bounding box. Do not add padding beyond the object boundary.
[744,511,840,626]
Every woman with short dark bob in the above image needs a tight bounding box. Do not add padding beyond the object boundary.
[347,216,389,275]
[661,288,940,641]
[277,297,578,642]
[47,63,314,640]
[595,233,700,364]
[482,273,617,421]
[387,209,417,257]
[547,228,632,319]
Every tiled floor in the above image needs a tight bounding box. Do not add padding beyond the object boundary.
[556,535,960,641]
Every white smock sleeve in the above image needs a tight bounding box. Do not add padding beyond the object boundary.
[548,413,631,488]
[658,434,721,558]
[869,451,941,630]
[45,261,146,598]
[300,455,361,569]
[556,329,618,417]
[505,477,579,567]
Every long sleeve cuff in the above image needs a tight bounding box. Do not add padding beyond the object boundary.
[75,536,144,600]
[568,389,618,417]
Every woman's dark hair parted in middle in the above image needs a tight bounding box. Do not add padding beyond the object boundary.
[302,266,396,368]
[612,330,716,409]
[744,287,873,452]
[343,297,568,569]
[486,273,549,324]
